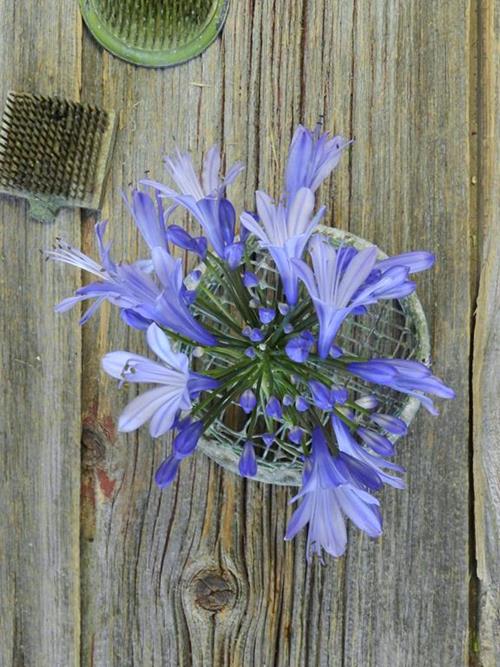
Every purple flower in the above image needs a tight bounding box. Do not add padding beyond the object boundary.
[370,413,408,436]
[332,416,405,488]
[48,221,152,325]
[283,394,294,407]
[243,271,259,288]
[122,189,167,251]
[288,427,304,444]
[259,307,276,324]
[244,347,257,359]
[285,426,382,561]
[153,418,205,489]
[285,124,350,200]
[266,396,283,420]
[294,236,379,357]
[151,247,217,346]
[239,441,258,478]
[243,326,264,343]
[102,324,215,437]
[262,433,275,447]
[295,396,309,412]
[142,146,245,265]
[49,221,216,345]
[155,455,181,488]
[357,428,395,456]
[376,251,435,274]
[285,330,315,362]
[166,224,207,258]
[239,389,257,414]
[294,236,429,357]
[278,303,289,315]
[346,358,455,415]
[173,419,204,458]
[240,188,325,304]
[308,380,348,410]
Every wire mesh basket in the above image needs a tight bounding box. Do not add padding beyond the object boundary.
[80,0,230,67]
[197,226,431,486]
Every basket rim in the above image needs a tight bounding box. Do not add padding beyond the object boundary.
[79,0,229,68]
[198,226,431,486]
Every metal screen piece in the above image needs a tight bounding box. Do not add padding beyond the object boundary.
[0,92,117,222]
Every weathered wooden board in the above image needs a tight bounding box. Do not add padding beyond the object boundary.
[1,0,498,666]
[76,1,475,666]
[0,2,82,666]
[473,1,500,665]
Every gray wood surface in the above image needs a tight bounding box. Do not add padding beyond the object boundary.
[0,2,82,666]
[0,1,498,666]
[473,2,500,664]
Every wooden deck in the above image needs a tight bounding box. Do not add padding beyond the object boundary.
[0,1,498,665]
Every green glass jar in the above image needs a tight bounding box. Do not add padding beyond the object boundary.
[80,0,230,67]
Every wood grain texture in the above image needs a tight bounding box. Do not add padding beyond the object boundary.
[1,0,497,666]
[473,1,500,664]
[0,2,82,666]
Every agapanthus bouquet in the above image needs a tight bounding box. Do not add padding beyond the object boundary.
[49,124,454,561]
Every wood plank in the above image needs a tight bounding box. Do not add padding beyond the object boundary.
[473,1,500,664]
[0,2,82,665]
[342,3,472,665]
[78,2,351,665]
[76,1,474,665]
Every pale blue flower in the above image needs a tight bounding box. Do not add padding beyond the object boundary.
[240,188,325,304]
[346,358,455,415]
[285,426,382,561]
[142,145,245,266]
[294,235,420,357]
[285,124,350,200]
[151,247,217,346]
[102,324,217,437]
[332,416,405,489]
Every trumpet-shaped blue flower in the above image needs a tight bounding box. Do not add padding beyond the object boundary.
[285,426,382,561]
[151,247,217,346]
[142,145,245,267]
[102,324,218,437]
[332,416,405,489]
[346,358,455,415]
[49,221,164,327]
[294,235,422,357]
[166,224,207,258]
[285,124,350,200]
[240,188,325,304]
[122,189,168,252]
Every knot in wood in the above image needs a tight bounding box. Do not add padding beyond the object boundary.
[81,424,107,467]
[193,570,235,612]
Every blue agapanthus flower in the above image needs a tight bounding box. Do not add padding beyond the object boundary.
[49,123,454,562]
[285,426,382,561]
